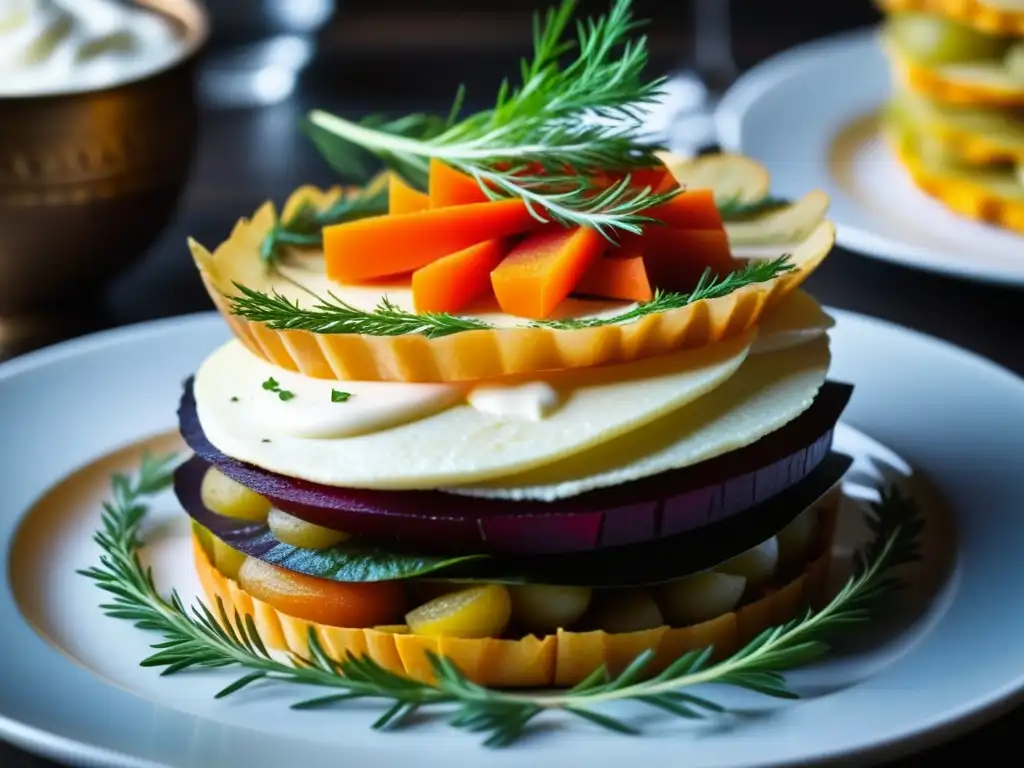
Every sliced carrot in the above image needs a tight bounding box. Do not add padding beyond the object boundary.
[429,158,490,207]
[641,227,738,293]
[491,226,607,319]
[647,189,724,230]
[574,240,653,302]
[324,199,539,283]
[388,173,429,214]
[604,167,679,194]
[412,239,510,313]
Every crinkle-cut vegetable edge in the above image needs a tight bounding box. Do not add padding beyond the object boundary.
[884,37,1024,107]
[192,499,838,688]
[190,187,835,383]
[876,0,1024,36]
[888,129,1024,233]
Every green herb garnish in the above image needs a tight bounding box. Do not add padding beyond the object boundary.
[261,181,388,268]
[278,390,296,402]
[227,257,791,339]
[331,389,351,403]
[230,396,239,402]
[82,454,923,748]
[303,0,676,239]
[718,196,792,221]
[261,377,279,391]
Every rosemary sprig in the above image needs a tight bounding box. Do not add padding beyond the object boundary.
[303,0,678,238]
[260,178,388,268]
[82,455,923,747]
[227,256,792,338]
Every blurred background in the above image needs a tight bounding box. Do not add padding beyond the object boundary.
[0,0,883,360]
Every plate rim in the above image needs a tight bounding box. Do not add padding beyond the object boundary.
[1,310,1024,768]
[714,26,1024,289]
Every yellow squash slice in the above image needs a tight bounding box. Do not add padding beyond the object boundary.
[883,31,1024,107]
[190,158,835,383]
[876,0,1024,36]
[885,115,1024,231]
[193,501,838,688]
[888,88,1024,164]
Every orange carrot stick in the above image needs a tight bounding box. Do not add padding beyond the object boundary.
[388,173,429,214]
[641,227,737,293]
[491,226,607,319]
[429,158,490,207]
[324,199,539,283]
[412,239,510,313]
[574,240,653,302]
[646,189,724,230]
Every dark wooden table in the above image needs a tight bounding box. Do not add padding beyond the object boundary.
[3,11,1023,766]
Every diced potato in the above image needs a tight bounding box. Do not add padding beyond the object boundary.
[716,536,779,589]
[268,508,349,549]
[238,558,405,627]
[191,520,214,559]
[509,584,592,634]
[776,508,818,572]
[199,467,271,522]
[656,571,747,626]
[587,589,664,634]
[212,537,247,580]
[405,585,511,639]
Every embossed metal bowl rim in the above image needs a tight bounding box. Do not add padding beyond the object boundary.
[0,0,210,101]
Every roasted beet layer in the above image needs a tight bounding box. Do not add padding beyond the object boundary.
[178,379,851,554]
[176,451,852,586]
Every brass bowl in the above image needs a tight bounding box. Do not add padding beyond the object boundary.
[0,0,209,347]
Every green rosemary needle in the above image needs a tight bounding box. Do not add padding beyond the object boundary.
[81,454,923,748]
[226,256,792,338]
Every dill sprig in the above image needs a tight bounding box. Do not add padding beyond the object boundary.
[718,196,792,221]
[303,0,678,238]
[226,256,792,338]
[260,178,389,268]
[82,455,923,748]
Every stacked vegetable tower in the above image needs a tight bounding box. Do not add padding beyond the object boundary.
[877,0,1024,232]
[175,0,852,687]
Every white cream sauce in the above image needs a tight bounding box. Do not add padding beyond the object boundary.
[467,382,562,421]
[0,0,183,96]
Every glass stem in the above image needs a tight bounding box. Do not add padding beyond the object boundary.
[692,0,737,99]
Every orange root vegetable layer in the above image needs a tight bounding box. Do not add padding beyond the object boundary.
[491,226,608,318]
[647,189,725,230]
[192,185,835,382]
[642,227,738,292]
[238,557,406,628]
[388,174,429,215]
[324,199,541,282]
[412,239,510,313]
[429,159,490,207]
[885,45,1024,107]
[574,242,652,302]
[193,500,837,688]
[877,0,1024,38]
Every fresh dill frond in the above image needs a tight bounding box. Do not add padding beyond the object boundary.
[302,0,677,238]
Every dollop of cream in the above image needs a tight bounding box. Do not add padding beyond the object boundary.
[0,0,183,96]
[467,381,562,421]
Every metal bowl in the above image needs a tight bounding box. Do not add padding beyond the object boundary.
[0,0,209,340]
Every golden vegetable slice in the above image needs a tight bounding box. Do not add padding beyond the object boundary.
[193,496,837,687]
[885,115,1024,232]
[190,184,834,383]
[888,88,1024,165]
[882,30,1024,106]
[405,585,512,638]
[876,0,1024,36]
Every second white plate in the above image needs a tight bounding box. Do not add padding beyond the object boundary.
[715,29,1024,287]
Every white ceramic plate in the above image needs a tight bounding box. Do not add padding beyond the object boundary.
[2,310,1024,768]
[715,29,1024,287]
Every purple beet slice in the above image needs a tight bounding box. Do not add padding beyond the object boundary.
[177,451,853,586]
[178,379,852,554]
